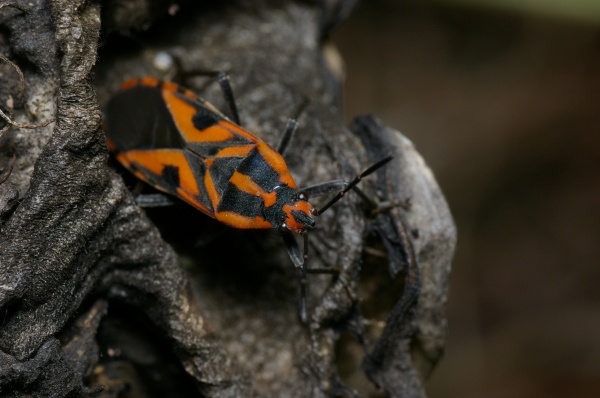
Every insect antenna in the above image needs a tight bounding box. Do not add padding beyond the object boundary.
[288,155,393,323]
[313,155,393,216]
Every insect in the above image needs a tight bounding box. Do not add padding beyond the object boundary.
[103,74,391,321]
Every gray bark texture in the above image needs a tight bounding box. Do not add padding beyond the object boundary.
[0,0,456,397]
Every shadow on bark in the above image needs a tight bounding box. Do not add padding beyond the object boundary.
[0,1,455,396]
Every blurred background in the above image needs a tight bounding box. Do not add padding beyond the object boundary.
[333,1,600,397]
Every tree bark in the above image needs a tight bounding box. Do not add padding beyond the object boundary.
[0,1,455,396]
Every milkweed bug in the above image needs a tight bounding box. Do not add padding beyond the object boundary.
[103,74,392,322]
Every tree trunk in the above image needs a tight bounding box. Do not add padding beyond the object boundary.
[0,1,455,396]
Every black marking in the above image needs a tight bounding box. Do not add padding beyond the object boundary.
[192,109,220,130]
[236,148,281,193]
[217,181,299,227]
[161,165,180,189]
[218,183,268,220]
[209,156,244,197]
[104,85,184,150]
[186,135,254,158]
[176,85,191,96]
[291,210,315,229]
[130,158,179,197]
[227,183,298,227]
[184,151,214,212]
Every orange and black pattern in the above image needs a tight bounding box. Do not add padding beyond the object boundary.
[104,77,315,232]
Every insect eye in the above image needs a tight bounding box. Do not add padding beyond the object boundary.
[296,191,308,201]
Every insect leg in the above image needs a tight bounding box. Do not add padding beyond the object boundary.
[128,181,176,208]
[276,118,299,156]
[282,231,344,323]
[215,72,241,125]
[277,98,308,156]
[135,193,176,208]
[282,157,393,322]
[281,232,309,322]
[180,69,241,125]
[153,53,240,123]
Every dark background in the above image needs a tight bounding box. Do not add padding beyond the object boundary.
[333,1,600,397]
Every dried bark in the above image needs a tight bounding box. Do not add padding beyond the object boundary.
[0,1,455,397]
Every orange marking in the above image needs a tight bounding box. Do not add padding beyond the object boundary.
[105,136,117,152]
[284,201,313,216]
[213,145,254,158]
[282,202,314,233]
[116,152,161,191]
[220,119,261,143]
[256,142,297,188]
[181,89,199,101]
[163,90,234,143]
[120,78,140,90]
[204,170,221,209]
[230,171,278,208]
[119,149,200,197]
[195,125,234,142]
[263,191,278,208]
[161,81,178,92]
[140,76,160,87]
[116,152,132,168]
[215,211,272,229]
